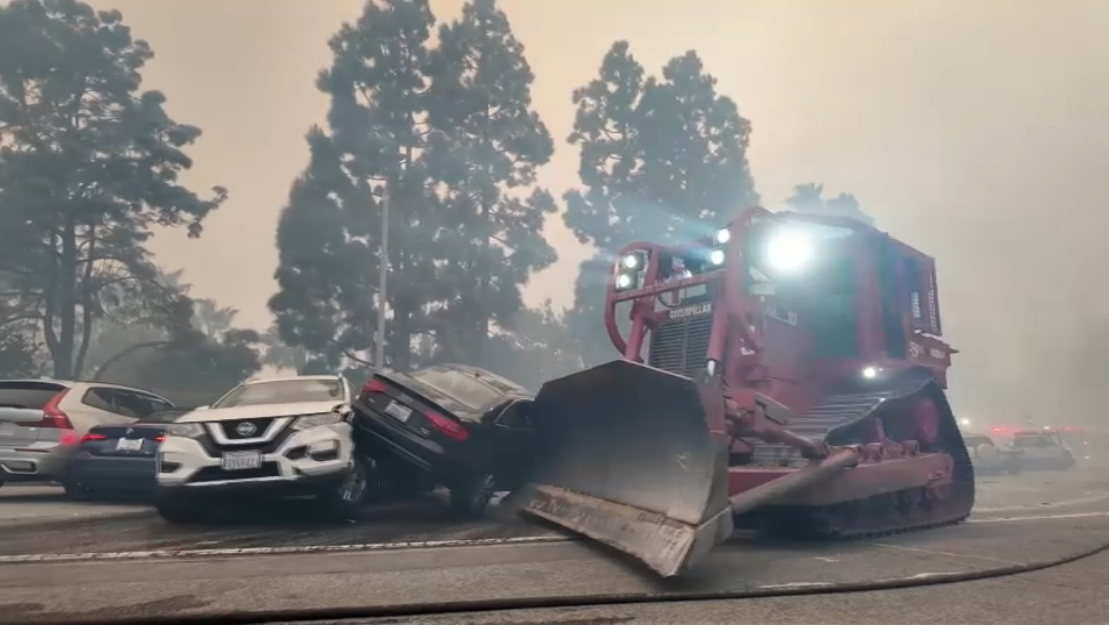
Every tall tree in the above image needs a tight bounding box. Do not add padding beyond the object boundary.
[0,0,227,379]
[785,182,875,226]
[562,42,758,364]
[191,298,238,340]
[423,0,557,365]
[269,0,439,372]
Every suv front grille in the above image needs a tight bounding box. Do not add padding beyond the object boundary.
[219,417,276,440]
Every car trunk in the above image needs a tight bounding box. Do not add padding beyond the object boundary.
[0,381,67,447]
[82,423,166,457]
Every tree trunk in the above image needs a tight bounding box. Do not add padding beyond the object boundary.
[53,215,79,379]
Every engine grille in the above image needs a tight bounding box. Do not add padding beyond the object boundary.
[219,418,276,440]
[647,313,714,377]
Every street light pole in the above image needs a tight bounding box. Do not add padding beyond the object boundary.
[374,182,390,370]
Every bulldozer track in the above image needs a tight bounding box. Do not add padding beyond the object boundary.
[741,369,976,541]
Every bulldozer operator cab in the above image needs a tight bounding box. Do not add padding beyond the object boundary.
[609,207,948,387]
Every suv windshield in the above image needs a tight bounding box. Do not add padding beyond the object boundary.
[407,368,503,410]
[213,379,343,408]
[140,409,194,424]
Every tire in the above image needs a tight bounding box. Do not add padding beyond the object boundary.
[449,472,497,518]
[155,494,208,524]
[318,457,370,520]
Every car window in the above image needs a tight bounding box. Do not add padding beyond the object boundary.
[407,368,503,410]
[81,387,144,418]
[1012,435,1052,449]
[213,379,343,408]
[139,408,193,424]
[0,381,67,409]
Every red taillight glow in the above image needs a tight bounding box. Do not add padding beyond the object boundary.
[425,411,468,441]
[362,378,389,395]
[80,433,107,443]
[155,434,166,442]
[36,389,74,430]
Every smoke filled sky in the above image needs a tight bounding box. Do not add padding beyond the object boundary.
[100,0,1107,420]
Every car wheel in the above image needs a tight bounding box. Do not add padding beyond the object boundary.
[319,457,370,520]
[449,472,497,518]
[155,495,208,524]
[63,475,96,501]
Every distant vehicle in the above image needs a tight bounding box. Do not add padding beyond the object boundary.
[1007,430,1076,470]
[66,408,196,499]
[350,363,535,517]
[963,433,1022,475]
[0,379,175,491]
[154,375,367,523]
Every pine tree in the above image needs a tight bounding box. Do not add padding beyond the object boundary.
[268,0,439,371]
[0,0,227,378]
[562,42,758,365]
[423,0,556,365]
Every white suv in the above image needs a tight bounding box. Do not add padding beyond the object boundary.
[154,375,368,523]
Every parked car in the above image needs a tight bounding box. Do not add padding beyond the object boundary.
[0,379,175,491]
[963,433,1022,475]
[1008,430,1076,470]
[350,363,535,517]
[66,408,196,499]
[154,375,367,523]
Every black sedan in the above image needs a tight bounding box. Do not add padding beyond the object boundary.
[350,364,535,516]
[66,408,195,499]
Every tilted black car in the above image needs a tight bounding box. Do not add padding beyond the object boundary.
[350,364,535,516]
[67,408,196,499]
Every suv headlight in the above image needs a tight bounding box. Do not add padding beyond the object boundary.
[293,413,344,431]
[165,423,204,438]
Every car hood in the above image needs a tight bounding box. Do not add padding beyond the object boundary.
[181,401,343,423]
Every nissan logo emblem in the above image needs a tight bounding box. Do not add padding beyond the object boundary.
[235,421,257,437]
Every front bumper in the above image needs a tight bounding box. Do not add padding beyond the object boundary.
[157,422,354,495]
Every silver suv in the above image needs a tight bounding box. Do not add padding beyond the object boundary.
[0,379,175,493]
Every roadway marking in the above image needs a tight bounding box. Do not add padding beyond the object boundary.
[974,492,1109,513]
[869,542,1024,566]
[0,534,573,564]
[1,511,1106,565]
[970,511,1109,523]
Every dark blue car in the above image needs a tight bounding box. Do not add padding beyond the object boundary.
[66,408,195,499]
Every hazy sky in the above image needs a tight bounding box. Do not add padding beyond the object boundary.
[97,0,1108,420]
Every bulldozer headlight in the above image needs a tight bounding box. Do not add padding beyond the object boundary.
[615,273,634,290]
[715,228,731,244]
[709,248,725,266]
[621,254,641,270]
[766,230,814,273]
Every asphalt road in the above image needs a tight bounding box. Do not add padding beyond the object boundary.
[0,468,1106,623]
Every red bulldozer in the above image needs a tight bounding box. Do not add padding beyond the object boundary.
[516,206,975,577]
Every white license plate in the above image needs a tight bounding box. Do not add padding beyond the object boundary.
[384,400,412,423]
[221,451,262,471]
[115,438,143,451]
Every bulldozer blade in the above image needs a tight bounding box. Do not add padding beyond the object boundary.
[518,360,734,577]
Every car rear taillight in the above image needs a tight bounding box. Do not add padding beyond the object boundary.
[34,389,74,430]
[155,434,166,442]
[362,378,389,395]
[80,433,107,443]
[425,411,468,441]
